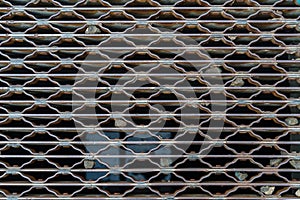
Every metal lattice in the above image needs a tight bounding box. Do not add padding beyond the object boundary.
[0,0,300,199]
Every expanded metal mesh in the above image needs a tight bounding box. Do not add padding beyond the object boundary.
[0,0,300,199]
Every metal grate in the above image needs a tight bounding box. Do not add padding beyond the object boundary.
[0,0,300,199]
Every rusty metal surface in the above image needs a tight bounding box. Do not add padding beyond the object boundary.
[0,0,299,199]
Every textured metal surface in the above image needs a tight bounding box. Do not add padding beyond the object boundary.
[0,0,300,199]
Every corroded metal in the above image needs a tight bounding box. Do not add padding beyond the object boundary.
[0,0,299,199]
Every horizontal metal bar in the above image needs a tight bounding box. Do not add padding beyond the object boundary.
[0,73,296,77]
[0,20,297,23]
[2,168,299,173]
[0,60,299,64]
[0,127,295,131]
[0,47,297,50]
[0,86,298,90]
[1,6,300,10]
[0,182,296,187]
[0,155,297,159]
[0,100,294,104]
[1,141,299,145]
[4,198,291,200]
[0,113,298,117]
[1,33,300,37]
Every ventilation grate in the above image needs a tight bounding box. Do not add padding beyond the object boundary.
[0,0,300,199]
